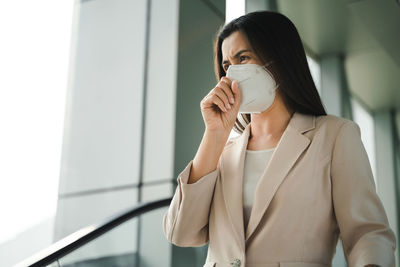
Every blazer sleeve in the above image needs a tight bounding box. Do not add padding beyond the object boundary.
[162,158,220,247]
[331,121,397,267]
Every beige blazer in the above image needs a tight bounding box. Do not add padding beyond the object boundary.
[163,112,396,267]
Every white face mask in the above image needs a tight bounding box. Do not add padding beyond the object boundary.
[226,63,278,114]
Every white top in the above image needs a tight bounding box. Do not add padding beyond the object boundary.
[243,147,275,230]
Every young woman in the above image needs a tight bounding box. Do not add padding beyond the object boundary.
[163,11,396,267]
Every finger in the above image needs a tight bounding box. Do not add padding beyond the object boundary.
[214,85,233,110]
[209,94,228,112]
[217,80,235,105]
[220,76,232,87]
[231,80,241,108]
[231,80,240,96]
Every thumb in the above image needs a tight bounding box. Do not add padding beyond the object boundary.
[232,80,241,105]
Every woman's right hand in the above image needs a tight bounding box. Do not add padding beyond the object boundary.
[200,77,242,133]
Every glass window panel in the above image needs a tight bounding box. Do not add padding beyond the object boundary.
[58,218,138,266]
[56,206,171,267]
[307,55,321,94]
[351,97,377,186]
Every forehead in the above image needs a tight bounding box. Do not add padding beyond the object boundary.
[221,31,251,60]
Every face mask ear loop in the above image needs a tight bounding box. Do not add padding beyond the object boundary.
[261,60,279,91]
[261,61,274,73]
[263,60,274,69]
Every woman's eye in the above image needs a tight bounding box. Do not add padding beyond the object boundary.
[239,55,248,62]
[223,65,229,71]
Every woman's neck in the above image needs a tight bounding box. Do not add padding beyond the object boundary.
[249,98,293,140]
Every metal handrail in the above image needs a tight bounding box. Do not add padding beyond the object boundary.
[15,197,172,267]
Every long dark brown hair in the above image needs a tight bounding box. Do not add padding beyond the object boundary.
[214,11,327,134]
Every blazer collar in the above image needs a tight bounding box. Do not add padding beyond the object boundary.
[220,111,316,249]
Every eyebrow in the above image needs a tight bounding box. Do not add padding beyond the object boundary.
[222,49,252,67]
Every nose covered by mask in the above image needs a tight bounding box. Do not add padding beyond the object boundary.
[226,63,278,114]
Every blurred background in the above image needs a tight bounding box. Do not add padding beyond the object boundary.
[0,0,399,266]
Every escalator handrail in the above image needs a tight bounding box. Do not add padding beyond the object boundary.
[15,197,172,267]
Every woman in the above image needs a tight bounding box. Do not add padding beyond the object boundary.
[163,11,396,267]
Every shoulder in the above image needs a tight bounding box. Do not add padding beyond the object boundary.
[315,114,360,135]
[311,114,362,152]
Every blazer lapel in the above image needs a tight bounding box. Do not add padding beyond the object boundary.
[220,111,316,248]
[220,123,251,251]
[245,112,316,241]
[220,112,315,249]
